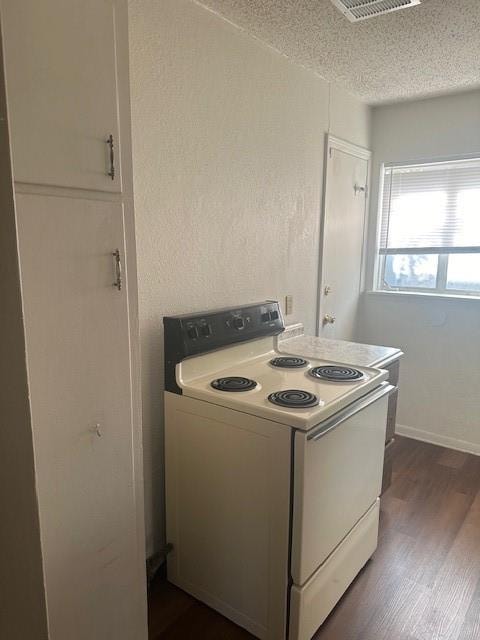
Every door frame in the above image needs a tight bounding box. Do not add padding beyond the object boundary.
[315,134,372,336]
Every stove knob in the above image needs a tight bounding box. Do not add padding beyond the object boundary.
[200,324,211,337]
[233,317,245,330]
[187,326,199,339]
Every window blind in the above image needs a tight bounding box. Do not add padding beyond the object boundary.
[379,157,480,255]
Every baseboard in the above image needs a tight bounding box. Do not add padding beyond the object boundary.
[396,424,480,457]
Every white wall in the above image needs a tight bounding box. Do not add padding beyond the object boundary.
[128,0,370,556]
[358,89,480,455]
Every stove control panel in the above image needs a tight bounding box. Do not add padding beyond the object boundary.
[163,301,284,393]
[177,302,283,349]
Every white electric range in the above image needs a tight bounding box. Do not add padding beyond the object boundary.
[164,301,394,640]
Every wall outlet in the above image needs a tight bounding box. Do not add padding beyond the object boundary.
[285,295,293,316]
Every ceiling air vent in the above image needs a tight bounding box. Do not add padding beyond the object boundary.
[330,0,421,22]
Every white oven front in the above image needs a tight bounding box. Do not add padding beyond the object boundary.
[291,382,394,586]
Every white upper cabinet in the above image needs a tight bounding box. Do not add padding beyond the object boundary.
[2,0,122,192]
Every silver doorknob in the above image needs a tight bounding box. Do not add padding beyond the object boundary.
[323,314,336,325]
[324,285,332,296]
[354,183,367,195]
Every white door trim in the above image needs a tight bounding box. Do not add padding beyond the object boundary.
[326,135,372,162]
[316,135,372,336]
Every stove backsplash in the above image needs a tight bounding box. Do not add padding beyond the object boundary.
[277,323,304,341]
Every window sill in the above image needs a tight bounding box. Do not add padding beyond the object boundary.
[366,290,480,304]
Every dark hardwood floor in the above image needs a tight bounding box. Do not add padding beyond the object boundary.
[148,436,480,640]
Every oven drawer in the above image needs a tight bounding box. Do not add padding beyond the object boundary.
[291,384,392,585]
[289,500,379,640]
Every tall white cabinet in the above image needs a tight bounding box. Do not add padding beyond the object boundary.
[0,1,148,638]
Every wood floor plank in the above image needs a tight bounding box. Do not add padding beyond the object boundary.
[451,454,480,497]
[398,489,472,589]
[313,528,415,640]
[459,573,480,640]
[160,601,252,640]
[437,448,468,470]
[409,492,480,640]
[357,575,431,640]
[148,579,197,637]
[149,437,480,640]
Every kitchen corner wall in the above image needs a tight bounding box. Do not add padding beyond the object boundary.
[358,88,480,456]
[128,0,370,556]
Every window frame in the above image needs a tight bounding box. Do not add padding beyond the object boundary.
[373,155,480,299]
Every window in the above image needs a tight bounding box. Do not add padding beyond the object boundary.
[376,157,480,296]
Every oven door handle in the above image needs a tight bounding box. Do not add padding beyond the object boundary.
[307,382,396,442]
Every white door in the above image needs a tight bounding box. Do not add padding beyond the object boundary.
[1,0,121,192]
[318,137,370,340]
[16,193,145,640]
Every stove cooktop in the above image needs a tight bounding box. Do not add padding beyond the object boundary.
[269,356,309,369]
[211,376,257,392]
[268,389,319,408]
[177,339,389,430]
[309,365,364,382]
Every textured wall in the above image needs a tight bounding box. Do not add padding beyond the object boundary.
[359,89,480,454]
[128,0,370,556]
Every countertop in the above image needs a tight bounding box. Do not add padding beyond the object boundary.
[278,331,403,369]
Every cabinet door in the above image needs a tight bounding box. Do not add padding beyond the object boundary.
[16,194,146,639]
[2,0,121,192]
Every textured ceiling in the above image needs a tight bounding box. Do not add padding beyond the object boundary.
[197,0,480,104]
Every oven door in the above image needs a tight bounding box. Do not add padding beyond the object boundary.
[291,382,394,586]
